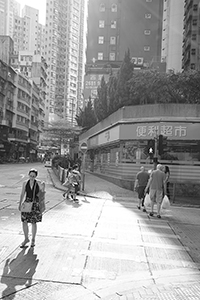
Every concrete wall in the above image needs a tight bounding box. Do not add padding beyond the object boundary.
[80,104,200,143]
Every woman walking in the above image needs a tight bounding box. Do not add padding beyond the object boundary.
[18,168,44,248]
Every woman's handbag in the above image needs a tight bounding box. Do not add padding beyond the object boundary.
[21,182,36,213]
[21,201,33,212]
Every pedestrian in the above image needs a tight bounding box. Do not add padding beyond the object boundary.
[145,164,166,218]
[18,168,44,248]
[70,164,81,202]
[134,166,149,212]
[62,167,72,199]
[164,165,170,200]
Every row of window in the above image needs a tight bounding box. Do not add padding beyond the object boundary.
[97,47,150,61]
[99,3,117,12]
[98,35,151,48]
[99,3,152,15]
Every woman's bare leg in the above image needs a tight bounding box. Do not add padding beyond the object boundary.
[31,223,37,246]
[20,221,29,247]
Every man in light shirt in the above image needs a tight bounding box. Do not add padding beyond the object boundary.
[145,164,166,218]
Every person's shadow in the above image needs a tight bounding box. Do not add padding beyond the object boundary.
[1,247,39,299]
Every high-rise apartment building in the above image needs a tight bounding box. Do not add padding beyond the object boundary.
[12,5,44,53]
[45,0,85,125]
[0,0,20,36]
[162,0,184,73]
[182,0,200,71]
[84,0,164,100]
[86,0,163,66]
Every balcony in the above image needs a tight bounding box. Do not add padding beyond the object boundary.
[6,103,14,112]
[0,119,12,127]
[8,133,28,143]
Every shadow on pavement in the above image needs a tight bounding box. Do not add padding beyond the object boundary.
[1,248,39,299]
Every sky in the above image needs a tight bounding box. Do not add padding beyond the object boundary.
[18,0,46,25]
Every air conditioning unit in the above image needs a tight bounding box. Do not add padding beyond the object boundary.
[131,57,137,64]
[137,57,144,65]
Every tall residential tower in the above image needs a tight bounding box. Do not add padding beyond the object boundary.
[45,0,85,125]
[182,0,200,71]
[84,0,164,100]
[161,0,184,73]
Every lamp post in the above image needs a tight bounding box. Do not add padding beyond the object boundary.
[153,129,158,169]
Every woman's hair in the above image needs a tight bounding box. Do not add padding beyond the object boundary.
[165,166,170,173]
[28,169,38,176]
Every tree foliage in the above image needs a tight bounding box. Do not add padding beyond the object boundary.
[115,48,134,107]
[75,97,97,130]
[80,50,200,126]
[94,76,109,121]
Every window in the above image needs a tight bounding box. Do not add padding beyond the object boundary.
[110,36,116,44]
[99,20,105,28]
[111,4,117,12]
[144,46,150,51]
[192,34,197,40]
[191,63,195,69]
[109,52,115,61]
[144,30,151,35]
[98,36,104,44]
[191,49,196,55]
[193,4,198,11]
[193,19,197,26]
[146,0,152,2]
[98,52,103,60]
[100,3,105,12]
[145,13,151,18]
[111,20,116,28]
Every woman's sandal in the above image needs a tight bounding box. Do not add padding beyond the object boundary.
[20,239,30,248]
[31,240,35,247]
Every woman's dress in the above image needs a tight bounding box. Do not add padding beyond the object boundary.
[21,179,42,223]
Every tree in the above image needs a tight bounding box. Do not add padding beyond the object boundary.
[128,70,200,105]
[94,76,108,121]
[107,75,118,114]
[75,97,97,130]
[115,49,133,108]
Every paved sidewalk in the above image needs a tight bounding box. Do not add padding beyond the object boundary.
[47,168,200,300]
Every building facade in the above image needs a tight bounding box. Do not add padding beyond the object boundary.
[79,104,200,190]
[84,0,164,100]
[0,0,20,36]
[45,0,85,125]
[0,60,41,162]
[12,5,45,54]
[161,0,184,73]
[182,0,200,71]
[0,39,46,161]
[86,0,163,66]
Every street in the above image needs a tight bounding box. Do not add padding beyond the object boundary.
[0,163,200,299]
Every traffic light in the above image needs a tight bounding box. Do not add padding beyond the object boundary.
[147,139,155,159]
[158,135,167,155]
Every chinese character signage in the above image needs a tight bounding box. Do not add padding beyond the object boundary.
[136,124,187,138]
[83,73,109,100]
[121,123,199,140]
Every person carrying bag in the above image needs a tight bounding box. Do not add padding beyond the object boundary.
[19,169,44,248]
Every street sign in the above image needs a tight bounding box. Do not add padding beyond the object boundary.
[80,142,87,153]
